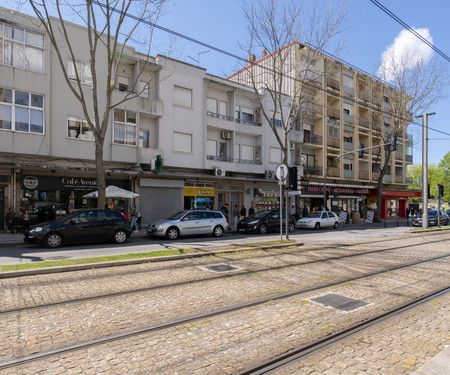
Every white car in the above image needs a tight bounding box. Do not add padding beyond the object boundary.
[297,211,339,230]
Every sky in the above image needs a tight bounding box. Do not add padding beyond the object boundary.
[7,0,449,165]
[151,0,450,166]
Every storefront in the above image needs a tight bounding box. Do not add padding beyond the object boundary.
[368,189,421,219]
[184,186,215,210]
[20,174,130,223]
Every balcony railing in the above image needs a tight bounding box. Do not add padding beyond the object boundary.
[207,111,234,122]
[304,166,323,176]
[395,152,403,160]
[344,113,354,124]
[301,102,323,115]
[372,122,382,132]
[359,117,370,128]
[235,118,261,127]
[328,167,340,177]
[327,137,340,148]
[344,141,354,151]
[395,175,404,183]
[358,90,370,101]
[206,155,234,163]
[343,86,354,96]
[359,170,369,180]
[327,118,340,126]
[236,158,262,165]
[304,133,323,145]
[327,77,340,90]
[405,155,413,163]
[383,175,391,183]
[327,107,340,119]
[344,169,354,179]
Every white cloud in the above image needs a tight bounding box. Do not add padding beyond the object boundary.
[378,28,434,81]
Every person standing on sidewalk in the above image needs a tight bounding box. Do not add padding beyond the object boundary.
[5,207,17,234]
[130,206,140,232]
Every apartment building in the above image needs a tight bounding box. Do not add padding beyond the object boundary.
[228,42,419,219]
[0,7,292,228]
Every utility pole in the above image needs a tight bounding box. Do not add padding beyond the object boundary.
[416,112,435,229]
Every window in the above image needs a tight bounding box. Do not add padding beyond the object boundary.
[113,109,136,146]
[139,130,149,148]
[68,60,92,84]
[236,144,254,161]
[327,125,339,139]
[344,160,353,170]
[270,118,282,127]
[207,98,217,113]
[67,116,94,140]
[1,23,45,73]
[270,147,282,164]
[235,105,255,123]
[174,132,192,153]
[301,153,315,167]
[0,87,44,133]
[174,86,192,108]
[117,76,128,92]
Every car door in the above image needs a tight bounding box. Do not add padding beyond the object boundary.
[328,212,338,226]
[179,211,201,236]
[320,211,329,227]
[63,211,97,243]
[93,210,120,240]
[267,211,280,231]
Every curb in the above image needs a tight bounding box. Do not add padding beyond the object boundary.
[0,242,301,279]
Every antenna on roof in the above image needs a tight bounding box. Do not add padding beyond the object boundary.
[188,50,209,65]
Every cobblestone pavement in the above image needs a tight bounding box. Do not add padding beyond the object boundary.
[0,232,448,374]
[273,292,450,375]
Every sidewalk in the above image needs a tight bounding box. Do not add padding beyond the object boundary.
[0,217,418,248]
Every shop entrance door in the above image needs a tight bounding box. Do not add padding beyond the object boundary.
[0,187,4,230]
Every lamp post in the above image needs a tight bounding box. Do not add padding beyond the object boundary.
[416,112,435,229]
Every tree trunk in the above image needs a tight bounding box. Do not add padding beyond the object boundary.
[95,139,106,209]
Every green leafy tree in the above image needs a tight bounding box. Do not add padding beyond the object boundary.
[436,152,450,203]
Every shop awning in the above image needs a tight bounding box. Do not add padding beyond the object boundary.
[83,185,140,199]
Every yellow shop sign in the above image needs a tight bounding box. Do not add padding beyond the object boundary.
[184,187,215,197]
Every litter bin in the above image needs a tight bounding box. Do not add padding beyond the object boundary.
[352,212,360,224]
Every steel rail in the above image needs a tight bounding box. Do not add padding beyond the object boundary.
[0,254,448,370]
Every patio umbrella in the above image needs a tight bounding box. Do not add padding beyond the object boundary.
[83,185,140,198]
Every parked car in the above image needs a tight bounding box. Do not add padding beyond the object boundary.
[296,211,340,230]
[412,209,449,227]
[146,210,229,240]
[24,209,131,248]
[236,209,296,234]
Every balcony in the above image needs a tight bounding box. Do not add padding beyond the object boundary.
[344,113,354,124]
[344,141,354,151]
[327,107,340,119]
[327,137,340,148]
[359,117,370,129]
[344,169,354,179]
[236,158,262,165]
[327,118,340,126]
[139,97,163,117]
[372,97,382,107]
[359,170,369,180]
[358,90,370,101]
[206,155,234,163]
[304,166,323,177]
[383,175,391,183]
[343,86,354,97]
[328,167,340,177]
[327,77,340,91]
[301,102,323,116]
[372,172,380,180]
[235,118,261,127]
[395,175,404,184]
[405,155,413,163]
[304,133,323,146]
[207,111,234,122]
[372,122,382,133]
[395,152,403,160]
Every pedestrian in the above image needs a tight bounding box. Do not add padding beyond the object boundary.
[248,203,255,216]
[240,205,246,220]
[21,209,30,230]
[130,206,140,232]
[220,203,229,222]
[302,206,308,218]
[5,207,17,234]
[233,204,239,228]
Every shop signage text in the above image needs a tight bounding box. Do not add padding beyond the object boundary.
[306,186,369,195]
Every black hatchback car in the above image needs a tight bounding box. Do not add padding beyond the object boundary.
[412,209,449,227]
[24,209,132,248]
[237,209,296,234]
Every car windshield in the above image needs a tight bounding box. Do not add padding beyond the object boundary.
[306,212,322,218]
[167,211,187,220]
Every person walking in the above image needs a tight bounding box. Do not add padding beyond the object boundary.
[240,205,246,220]
[5,207,17,234]
[248,203,255,216]
[232,204,239,228]
[130,206,140,232]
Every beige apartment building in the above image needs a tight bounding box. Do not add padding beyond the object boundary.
[228,42,418,219]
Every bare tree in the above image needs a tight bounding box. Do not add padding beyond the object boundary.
[373,50,448,221]
[25,0,167,208]
[231,0,349,165]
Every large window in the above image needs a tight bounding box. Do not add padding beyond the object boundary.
[174,132,192,153]
[327,125,339,139]
[174,86,192,108]
[1,23,45,73]
[68,60,92,84]
[0,87,44,134]
[67,116,94,140]
[113,109,136,145]
[269,147,282,164]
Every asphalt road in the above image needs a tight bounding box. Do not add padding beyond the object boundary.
[0,223,414,266]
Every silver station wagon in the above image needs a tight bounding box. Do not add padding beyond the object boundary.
[146,210,230,240]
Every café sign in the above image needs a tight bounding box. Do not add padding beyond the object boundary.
[306,186,369,195]
[21,175,127,192]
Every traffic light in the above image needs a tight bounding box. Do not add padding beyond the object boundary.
[438,184,444,197]
[287,166,298,190]
[390,135,397,151]
[155,154,163,173]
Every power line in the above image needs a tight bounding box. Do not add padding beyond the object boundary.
[369,0,450,63]
[89,0,448,137]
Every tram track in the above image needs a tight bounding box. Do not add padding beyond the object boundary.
[0,253,448,371]
[0,236,447,315]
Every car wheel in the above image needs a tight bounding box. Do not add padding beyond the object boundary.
[44,232,63,248]
[259,224,268,234]
[288,222,295,232]
[314,222,320,230]
[333,222,338,229]
[166,226,180,240]
[113,229,128,244]
[213,225,224,237]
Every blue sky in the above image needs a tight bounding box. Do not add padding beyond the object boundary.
[152,0,449,166]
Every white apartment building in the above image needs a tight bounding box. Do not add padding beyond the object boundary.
[0,7,290,228]
[228,42,417,219]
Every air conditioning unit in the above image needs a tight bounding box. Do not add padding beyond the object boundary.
[265,170,275,179]
[215,168,226,177]
[221,131,231,140]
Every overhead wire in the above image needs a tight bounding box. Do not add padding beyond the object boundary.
[88,0,449,138]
